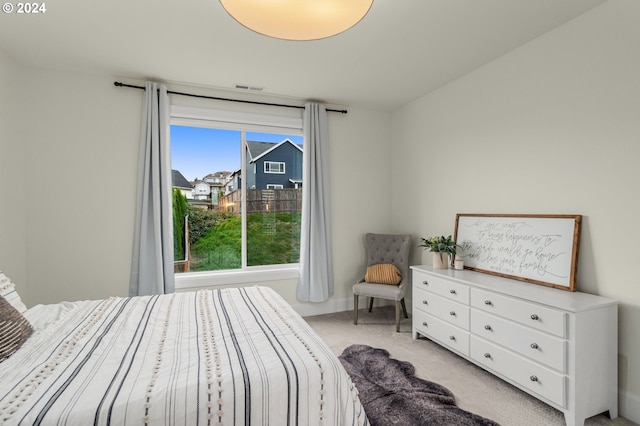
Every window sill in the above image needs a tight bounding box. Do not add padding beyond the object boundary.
[175,265,300,290]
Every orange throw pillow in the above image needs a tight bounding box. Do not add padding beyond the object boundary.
[365,263,402,285]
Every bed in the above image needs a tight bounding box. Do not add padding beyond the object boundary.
[0,282,368,425]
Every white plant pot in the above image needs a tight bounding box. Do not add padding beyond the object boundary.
[432,252,449,269]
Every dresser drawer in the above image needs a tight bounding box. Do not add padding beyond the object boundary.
[470,309,566,372]
[470,336,565,407]
[414,286,469,330]
[414,272,470,304]
[414,310,469,357]
[471,287,566,338]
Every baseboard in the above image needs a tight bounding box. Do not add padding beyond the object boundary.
[292,296,353,317]
[293,296,413,318]
[619,389,640,424]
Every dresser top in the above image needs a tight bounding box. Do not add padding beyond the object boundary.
[411,265,618,313]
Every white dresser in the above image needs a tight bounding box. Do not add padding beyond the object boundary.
[411,265,618,426]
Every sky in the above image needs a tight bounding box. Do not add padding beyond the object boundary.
[171,125,303,182]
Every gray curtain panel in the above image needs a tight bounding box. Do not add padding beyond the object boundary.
[129,82,175,296]
[297,103,333,302]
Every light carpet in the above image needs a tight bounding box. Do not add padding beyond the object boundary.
[305,306,636,426]
[340,344,500,425]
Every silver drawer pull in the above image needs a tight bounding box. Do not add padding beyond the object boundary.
[530,375,538,382]
[449,311,456,316]
[530,343,539,349]
[484,325,492,330]
[422,300,428,305]
[422,322,428,327]
[484,300,492,305]
[483,353,491,358]
[530,314,539,320]
[449,335,456,341]
[422,280,429,285]
[449,289,456,294]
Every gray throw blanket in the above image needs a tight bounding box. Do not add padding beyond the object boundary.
[339,344,500,426]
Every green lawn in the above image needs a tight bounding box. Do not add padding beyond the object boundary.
[189,212,301,271]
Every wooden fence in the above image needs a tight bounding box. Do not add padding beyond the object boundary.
[175,189,301,272]
[219,189,302,214]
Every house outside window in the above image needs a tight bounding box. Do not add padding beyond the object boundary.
[194,181,210,199]
[170,105,303,288]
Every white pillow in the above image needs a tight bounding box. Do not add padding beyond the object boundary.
[0,270,28,314]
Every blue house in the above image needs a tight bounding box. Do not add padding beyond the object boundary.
[245,139,303,190]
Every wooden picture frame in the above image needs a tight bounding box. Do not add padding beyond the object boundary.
[454,214,582,291]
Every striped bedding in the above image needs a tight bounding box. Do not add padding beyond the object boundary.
[0,286,368,425]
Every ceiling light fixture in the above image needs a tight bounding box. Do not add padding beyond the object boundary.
[219,0,373,41]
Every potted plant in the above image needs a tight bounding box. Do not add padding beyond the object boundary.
[419,235,458,269]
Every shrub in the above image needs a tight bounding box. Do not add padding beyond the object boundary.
[187,206,229,245]
[173,189,188,260]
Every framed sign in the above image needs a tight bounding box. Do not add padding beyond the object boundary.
[454,214,582,291]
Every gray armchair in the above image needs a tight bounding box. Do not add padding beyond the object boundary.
[352,233,412,332]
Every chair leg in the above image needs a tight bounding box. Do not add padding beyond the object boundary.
[354,295,359,325]
[368,297,374,312]
[401,298,408,318]
[395,301,401,332]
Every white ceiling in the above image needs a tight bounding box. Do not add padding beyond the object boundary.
[0,0,607,111]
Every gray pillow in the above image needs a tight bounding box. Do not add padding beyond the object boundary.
[0,294,33,363]
[0,270,28,314]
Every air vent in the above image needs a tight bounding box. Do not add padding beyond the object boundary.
[234,84,263,91]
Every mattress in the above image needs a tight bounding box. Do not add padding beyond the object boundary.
[0,286,368,425]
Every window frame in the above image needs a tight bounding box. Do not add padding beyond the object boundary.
[170,105,303,290]
[264,161,286,174]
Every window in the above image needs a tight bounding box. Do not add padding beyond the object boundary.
[264,161,285,174]
[170,105,303,287]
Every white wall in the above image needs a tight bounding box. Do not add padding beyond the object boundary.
[19,68,141,304]
[390,1,640,422]
[0,64,390,312]
[322,106,392,307]
[0,52,27,296]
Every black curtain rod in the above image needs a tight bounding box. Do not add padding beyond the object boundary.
[114,82,348,114]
